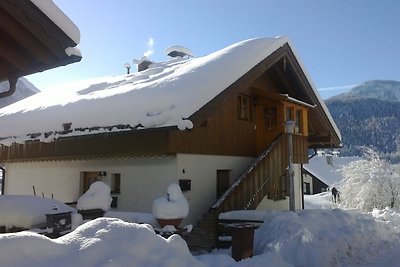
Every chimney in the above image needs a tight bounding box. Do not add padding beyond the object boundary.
[326,154,334,166]
[137,59,152,72]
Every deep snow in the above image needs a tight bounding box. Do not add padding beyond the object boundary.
[1,193,400,267]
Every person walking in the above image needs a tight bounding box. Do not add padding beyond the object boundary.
[331,187,339,203]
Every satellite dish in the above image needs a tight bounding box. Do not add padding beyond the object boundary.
[165,45,194,58]
[123,63,131,74]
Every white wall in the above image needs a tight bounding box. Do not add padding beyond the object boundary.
[3,155,305,226]
[303,173,313,194]
[4,157,177,212]
[256,164,303,211]
[3,154,255,225]
[176,154,254,225]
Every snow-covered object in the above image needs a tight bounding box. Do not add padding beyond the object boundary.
[253,209,400,267]
[104,211,158,226]
[0,218,206,267]
[152,183,189,220]
[165,45,194,58]
[339,148,400,211]
[76,181,112,211]
[0,36,340,145]
[0,210,400,266]
[0,195,75,229]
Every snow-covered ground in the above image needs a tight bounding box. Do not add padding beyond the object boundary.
[1,192,400,266]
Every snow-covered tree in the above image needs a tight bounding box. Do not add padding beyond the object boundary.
[339,147,400,211]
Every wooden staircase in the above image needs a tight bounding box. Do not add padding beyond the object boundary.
[185,134,290,254]
[184,212,217,253]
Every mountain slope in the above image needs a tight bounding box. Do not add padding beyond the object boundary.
[326,80,400,161]
[0,77,40,108]
[329,80,400,102]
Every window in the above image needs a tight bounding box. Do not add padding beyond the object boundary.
[111,173,121,194]
[263,107,277,130]
[285,107,294,121]
[295,110,302,133]
[238,95,252,121]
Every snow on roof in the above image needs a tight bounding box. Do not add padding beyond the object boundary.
[30,0,80,45]
[304,155,360,186]
[165,45,194,58]
[0,36,338,145]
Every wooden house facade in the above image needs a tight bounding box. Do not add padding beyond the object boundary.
[0,37,340,233]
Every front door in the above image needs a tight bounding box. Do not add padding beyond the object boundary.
[255,100,282,153]
[82,172,102,194]
[217,170,231,199]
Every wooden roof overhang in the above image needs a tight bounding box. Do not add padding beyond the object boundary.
[0,0,81,97]
[0,127,175,163]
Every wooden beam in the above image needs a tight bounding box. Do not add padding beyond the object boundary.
[0,35,32,70]
[0,7,54,64]
[0,0,75,57]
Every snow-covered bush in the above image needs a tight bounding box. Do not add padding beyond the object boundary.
[152,183,189,220]
[339,147,400,211]
[77,181,112,211]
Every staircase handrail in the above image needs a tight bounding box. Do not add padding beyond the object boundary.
[211,133,285,210]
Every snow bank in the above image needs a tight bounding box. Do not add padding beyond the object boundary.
[0,209,400,266]
[253,209,399,266]
[77,181,112,211]
[304,191,334,209]
[0,195,75,229]
[152,183,189,219]
[105,211,158,226]
[0,218,206,267]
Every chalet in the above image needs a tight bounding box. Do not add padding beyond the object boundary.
[0,0,81,97]
[0,37,340,238]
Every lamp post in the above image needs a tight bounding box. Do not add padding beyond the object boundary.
[285,120,295,211]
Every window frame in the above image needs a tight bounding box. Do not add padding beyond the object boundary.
[237,94,253,121]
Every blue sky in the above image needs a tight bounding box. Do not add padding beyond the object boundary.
[27,0,400,99]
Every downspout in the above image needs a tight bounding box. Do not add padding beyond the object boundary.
[0,166,5,195]
[301,164,304,209]
[0,76,18,98]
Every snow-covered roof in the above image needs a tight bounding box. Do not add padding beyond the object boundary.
[304,155,360,186]
[0,36,339,145]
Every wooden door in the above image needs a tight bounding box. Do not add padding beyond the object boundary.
[82,172,101,193]
[217,170,231,199]
[255,101,282,154]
